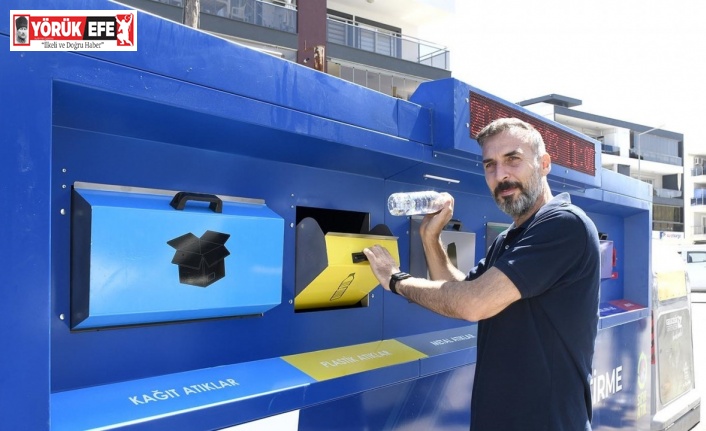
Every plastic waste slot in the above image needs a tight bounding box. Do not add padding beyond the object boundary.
[294,216,398,311]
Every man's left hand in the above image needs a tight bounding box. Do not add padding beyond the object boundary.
[363,245,400,291]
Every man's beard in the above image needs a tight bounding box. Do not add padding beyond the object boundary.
[494,169,543,219]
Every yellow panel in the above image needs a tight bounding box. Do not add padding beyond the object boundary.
[656,270,687,301]
[295,233,398,310]
[281,339,426,381]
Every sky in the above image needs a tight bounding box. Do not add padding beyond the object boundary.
[421,0,706,154]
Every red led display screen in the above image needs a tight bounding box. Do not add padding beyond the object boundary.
[469,91,596,177]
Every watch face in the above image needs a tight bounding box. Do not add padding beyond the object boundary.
[393,272,410,281]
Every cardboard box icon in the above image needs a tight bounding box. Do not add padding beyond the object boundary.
[168,230,231,287]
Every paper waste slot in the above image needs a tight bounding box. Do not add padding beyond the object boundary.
[70,186,284,329]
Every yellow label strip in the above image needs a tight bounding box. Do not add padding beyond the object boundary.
[282,339,427,381]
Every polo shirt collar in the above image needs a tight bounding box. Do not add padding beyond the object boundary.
[509,192,572,231]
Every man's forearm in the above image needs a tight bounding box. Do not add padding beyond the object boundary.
[396,267,521,322]
[396,278,472,320]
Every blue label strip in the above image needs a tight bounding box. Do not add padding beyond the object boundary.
[51,358,315,431]
[398,325,477,356]
[51,328,478,430]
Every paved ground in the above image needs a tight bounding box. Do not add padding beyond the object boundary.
[689,292,706,430]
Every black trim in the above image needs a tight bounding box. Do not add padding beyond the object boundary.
[327,9,353,20]
[355,16,400,34]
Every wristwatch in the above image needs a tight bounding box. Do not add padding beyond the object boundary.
[389,272,412,295]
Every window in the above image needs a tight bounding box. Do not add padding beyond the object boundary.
[653,204,683,232]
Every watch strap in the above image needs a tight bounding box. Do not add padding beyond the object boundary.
[389,272,412,295]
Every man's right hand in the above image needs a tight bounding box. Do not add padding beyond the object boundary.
[419,192,454,241]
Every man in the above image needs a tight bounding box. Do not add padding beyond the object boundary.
[15,16,28,45]
[364,117,600,430]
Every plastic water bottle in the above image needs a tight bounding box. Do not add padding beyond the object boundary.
[387,191,443,216]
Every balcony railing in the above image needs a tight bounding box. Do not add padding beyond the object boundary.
[326,18,449,70]
[654,188,682,199]
[232,0,296,33]
[653,220,684,232]
[601,144,620,156]
[692,193,706,206]
[693,165,705,176]
[693,225,706,236]
[157,0,297,33]
[629,149,682,166]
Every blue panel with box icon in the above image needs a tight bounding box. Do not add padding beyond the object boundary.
[71,186,284,329]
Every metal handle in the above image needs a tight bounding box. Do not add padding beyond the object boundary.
[351,252,368,263]
[169,192,223,213]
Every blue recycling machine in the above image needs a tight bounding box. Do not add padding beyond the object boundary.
[1,1,698,430]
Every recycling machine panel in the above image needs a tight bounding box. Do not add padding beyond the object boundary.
[71,186,284,329]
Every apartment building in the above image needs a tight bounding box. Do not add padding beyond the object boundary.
[518,95,695,243]
[114,0,705,245]
[117,0,452,100]
[687,150,706,244]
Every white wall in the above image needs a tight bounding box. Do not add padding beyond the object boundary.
[327,0,452,39]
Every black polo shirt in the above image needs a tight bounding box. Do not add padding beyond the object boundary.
[467,193,600,431]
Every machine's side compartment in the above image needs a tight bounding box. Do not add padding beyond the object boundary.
[559,167,654,429]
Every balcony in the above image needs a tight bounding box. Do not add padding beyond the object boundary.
[655,188,682,198]
[629,149,682,166]
[156,0,297,33]
[601,143,620,156]
[693,190,706,207]
[693,165,706,185]
[653,187,681,206]
[229,0,296,33]
[653,220,684,233]
[693,224,706,243]
[326,18,449,70]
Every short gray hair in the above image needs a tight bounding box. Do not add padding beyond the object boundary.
[475,118,546,158]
